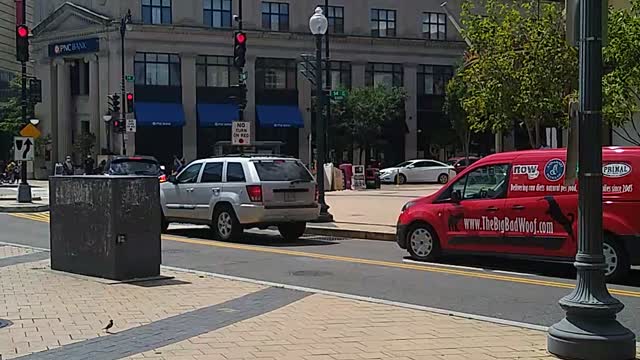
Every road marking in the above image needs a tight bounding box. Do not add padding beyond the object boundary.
[402,259,536,277]
[8,212,640,298]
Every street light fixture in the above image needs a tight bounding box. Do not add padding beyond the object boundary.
[309,7,333,223]
[119,9,132,156]
[29,118,40,126]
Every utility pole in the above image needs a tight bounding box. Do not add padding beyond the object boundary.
[16,0,32,203]
[547,0,636,358]
[324,0,331,163]
[119,10,131,156]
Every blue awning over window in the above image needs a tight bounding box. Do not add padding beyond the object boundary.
[135,102,185,127]
[197,103,237,127]
[256,105,304,128]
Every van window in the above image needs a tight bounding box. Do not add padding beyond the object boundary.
[452,164,510,200]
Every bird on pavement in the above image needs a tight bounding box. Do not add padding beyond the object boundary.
[103,319,114,333]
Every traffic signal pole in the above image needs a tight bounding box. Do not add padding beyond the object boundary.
[16,0,32,203]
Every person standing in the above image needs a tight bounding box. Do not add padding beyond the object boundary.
[84,155,95,175]
[63,156,74,175]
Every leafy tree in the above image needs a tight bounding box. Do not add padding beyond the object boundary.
[0,76,26,135]
[73,132,96,158]
[334,86,407,163]
[603,0,640,145]
[444,73,472,164]
[458,0,577,148]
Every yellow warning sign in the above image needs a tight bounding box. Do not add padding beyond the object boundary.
[19,123,41,139]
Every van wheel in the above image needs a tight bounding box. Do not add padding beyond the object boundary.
[396,174,407,185]
[603,236,629,282]
[407,222,440,261]
[438,174,449,184]
[213,205,243,241]
[278,222,307,241]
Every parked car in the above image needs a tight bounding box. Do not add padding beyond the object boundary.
[379,159,456,185]
[160,155,320,241]
[103,156,166,182]
[447,156,480,173]
[396,147,640,281]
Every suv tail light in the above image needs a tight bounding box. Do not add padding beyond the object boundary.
[246,185,263,203]
[159,174,167,183]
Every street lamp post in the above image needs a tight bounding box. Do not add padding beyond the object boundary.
[16,1,31,203]
[546,0,636,358]
[119,9,132,156]
[103,114,112,153]
[309,7,333,223]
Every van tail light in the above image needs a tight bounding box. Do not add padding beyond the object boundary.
[159,174,167,183]
[246,185,263,203]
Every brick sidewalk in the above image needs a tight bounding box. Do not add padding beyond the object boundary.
[0,244,636,360]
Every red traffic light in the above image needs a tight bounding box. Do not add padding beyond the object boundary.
[17,25,28,38]
[235,32,246,44]
[127,93,134,101]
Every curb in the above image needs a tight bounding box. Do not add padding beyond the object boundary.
[0,204,50,213]
[305,226,395,241]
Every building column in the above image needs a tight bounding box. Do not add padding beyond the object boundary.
[56,60,71,162]
[98,52,110,154]
[404,63,418,161]
[87,55,100,153]
[34,59,57,175]
[351,61,366,164]
[245,56,257,145]
[181,53,197,161]
[298,63,312,165]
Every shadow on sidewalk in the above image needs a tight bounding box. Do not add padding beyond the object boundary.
[167,228,340,247]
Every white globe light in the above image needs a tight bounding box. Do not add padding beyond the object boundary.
[103,114,113,122]
[309,7,328,35]
[29,118,40,126]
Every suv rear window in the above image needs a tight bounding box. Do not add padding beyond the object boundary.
[253,160,313,182]
[108,159,160,176]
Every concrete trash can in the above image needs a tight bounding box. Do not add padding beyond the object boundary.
[49,176,161,281]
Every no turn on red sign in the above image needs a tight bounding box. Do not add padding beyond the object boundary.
[232,121,251,146]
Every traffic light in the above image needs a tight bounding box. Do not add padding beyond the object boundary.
[126,93,134,113]
[233,31,246,68]
[113,118,121,132]
[108,94,120,115]
[118,118,126,133]
[16,25,29,62]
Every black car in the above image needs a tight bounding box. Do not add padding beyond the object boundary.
[103,156,166,181]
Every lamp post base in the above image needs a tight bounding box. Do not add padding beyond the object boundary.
[17,183,32,203]
[548,316,635,360]
[313,203,334,223]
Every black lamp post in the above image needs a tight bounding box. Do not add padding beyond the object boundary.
[119,9,132,156]
[309,7,333,222]
[546,0,636,358]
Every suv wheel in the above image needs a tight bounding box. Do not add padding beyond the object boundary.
[603,236,629,282]
[407,223,440,261]
[278,222,307,241]
[213,206,242,241]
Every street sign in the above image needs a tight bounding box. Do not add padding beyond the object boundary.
[232,121,251,146]
[19,123,40,139]
[126,118,137,133]
[125,75,135,82]
[14,136,34,161]
[330,89,347,100]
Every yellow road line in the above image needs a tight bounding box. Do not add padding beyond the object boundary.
[8,212,640,298]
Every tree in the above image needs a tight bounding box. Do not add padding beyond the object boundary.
[73,132,96,158]
[444,73,472,164]
[603,0,640,145]
[335,86,407,164]
[0,76,26,136]
[458,0,577,148]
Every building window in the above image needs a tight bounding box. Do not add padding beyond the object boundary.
[196,56,238,87]
[365,63,403,87]
[134,53,181,86]
[423,12,447,40]
[142,0,172,24]
[418,65,453,95]
[370,8,396,37]
[262,2,289,31]
[319,5,344,34]
[324,61,351,90]
[204,0,232,28]
[256,58,297,90]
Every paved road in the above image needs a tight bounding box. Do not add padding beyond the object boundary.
[3,212,640,335]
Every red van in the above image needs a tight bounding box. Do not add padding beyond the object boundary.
[396,147,640,281]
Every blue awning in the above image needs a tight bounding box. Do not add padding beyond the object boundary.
[197,103,237,127]
[135,102,185,127]
[256,105,304,128]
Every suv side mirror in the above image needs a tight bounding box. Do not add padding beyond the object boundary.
[451,190,462,203]
[168,175,178,184]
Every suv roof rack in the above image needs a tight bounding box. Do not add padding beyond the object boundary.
[208,154,294,159]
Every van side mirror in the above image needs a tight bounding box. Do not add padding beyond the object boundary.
[451,190,461,203]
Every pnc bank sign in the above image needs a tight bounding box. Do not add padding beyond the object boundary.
[48,38,99,57]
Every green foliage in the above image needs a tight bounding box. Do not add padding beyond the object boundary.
[444,74,472,157]
[457,0,577,148]
[73,132,96,158]
[0,76,25,135]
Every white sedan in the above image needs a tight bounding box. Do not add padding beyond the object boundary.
[379,159,456,184]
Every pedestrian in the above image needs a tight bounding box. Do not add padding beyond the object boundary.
[96,159,107,174]
[6,161,16,183]
[13,162,21,183]
[173,155,183,174]
[63,156,74,175]
[84,155,95,175]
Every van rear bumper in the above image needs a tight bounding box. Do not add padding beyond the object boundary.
[620,235,640,265]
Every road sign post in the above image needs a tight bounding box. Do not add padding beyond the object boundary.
[126,118,137,133]
[232,121,251,146]
[330,89,347,101]
[14,136,34,161]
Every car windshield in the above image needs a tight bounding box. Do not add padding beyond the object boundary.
[108,159,160,176]
[253,160,313,182]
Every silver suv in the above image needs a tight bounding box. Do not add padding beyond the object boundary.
[160,155,320,241]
